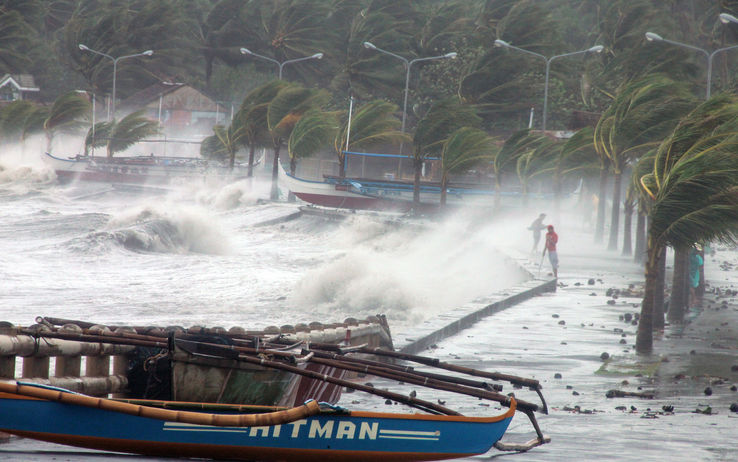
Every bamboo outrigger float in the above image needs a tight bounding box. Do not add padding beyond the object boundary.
[0,316,550,459]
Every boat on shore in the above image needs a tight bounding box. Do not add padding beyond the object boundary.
[43,152,251,185]
[0,332,549,461]
[0,315,393,407]
[280,163,556,213]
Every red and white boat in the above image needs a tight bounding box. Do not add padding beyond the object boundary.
[43,152,249,185]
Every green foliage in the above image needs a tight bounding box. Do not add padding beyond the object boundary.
[106,110,160,157]
[288,109,338,161]
[413,98,481,161]
[334,99,409,164]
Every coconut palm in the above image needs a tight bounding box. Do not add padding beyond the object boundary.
[0,100,37,144]
[236,80,291,178]
[333,99,409,178]
[83,121,113,156]
[266,84,330,199]
[635,95,738,353]
[43,91,91,153]
[439,127,495,206]
[287,109,338,175]
[492,129,537,211]
[412,99,480,204]
[593,74,696,250]
[106,111,160,158]
[556,126,599,213]
[515,135,561,207]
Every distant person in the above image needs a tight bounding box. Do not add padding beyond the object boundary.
[528,213,547,253]
[689,246,704,307]
[544,225,559,278]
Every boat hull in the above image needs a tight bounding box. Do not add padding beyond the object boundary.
[43,152,247,185]
[0,392,515,461]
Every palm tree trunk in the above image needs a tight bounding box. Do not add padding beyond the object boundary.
[621,199,633,256]
[287,157,297,202]
[229,149,235,169]
[412,159,422,204]
[668,247,689,324]
[636,240,660,354]
[634,209,646,264]
[494,180,501,211]
[270,143,281,201]
[440,174,448,206]
[247,145,256,178]
[339,154,346,178]
[653,245,666,330]
[595,167,608,243]
[607,171,622,251]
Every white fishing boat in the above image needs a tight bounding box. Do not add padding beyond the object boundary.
[43,152,250,185]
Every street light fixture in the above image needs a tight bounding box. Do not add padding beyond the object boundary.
[719,13,738,24]
[494,40,603,131]
[239,48,323,80]
[645,26,738,99]
[78,44,153,120]
[363,41,457,141]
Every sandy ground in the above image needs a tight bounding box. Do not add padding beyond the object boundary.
[0,219,736,461]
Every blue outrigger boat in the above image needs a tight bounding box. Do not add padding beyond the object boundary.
[0,338,550,461]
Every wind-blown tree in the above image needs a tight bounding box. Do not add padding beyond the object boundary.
[556,126,599,213]
[0,9,34,73]
[491,129,537,211]
[43,91,91,153]
[236,80,291,178]
[327,1,414,101]
[593,74,696,250]
[287,109,338,175]
[635,95,738,353]
[412,99,481,204]
[83,120,113,156]
[515,134,561,207]
[0,100,37,144]
[439,127,495,206]
[105,111,160,158]
[333,99,409,178]
[266,84,330,199]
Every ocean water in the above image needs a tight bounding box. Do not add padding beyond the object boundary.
[0,148,529,333]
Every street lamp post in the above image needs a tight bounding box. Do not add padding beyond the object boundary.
[645,28,738,99]
[78,44,153,120]
[362,42,457,138]
[239,48,323,80]
[494,40,603,131]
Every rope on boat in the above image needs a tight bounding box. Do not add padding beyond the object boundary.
[0,381,320,427]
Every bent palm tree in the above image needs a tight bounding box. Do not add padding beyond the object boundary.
[439,127,495,206]
[106,111,160,158]
[288,109,338,175]
[333,99,408,178]
[43,91,91,153]
[413,99,480,204]
[635,95,738,353]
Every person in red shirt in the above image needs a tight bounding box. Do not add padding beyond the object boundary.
[544,225,559,278]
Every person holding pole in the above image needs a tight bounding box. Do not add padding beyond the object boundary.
[543,225,559,278]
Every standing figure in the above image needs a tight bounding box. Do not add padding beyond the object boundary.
[689,246,704,308]
[544,225,559,278]
[528,213,547,253]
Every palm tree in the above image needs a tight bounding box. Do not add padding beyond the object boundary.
[266,84,330,199]
[593,74,696,251]
[515,135,561,207]
[0,100,37,144]
[492,129,537,211]
[635,95,738,353]
[412,98,480,204]
[439,127,495,206]
[105,111,160,158]
[287,109,338,175]
[83,121,113,156]
[43,91,91,153]
[236,80,291,178]
[333,99,408,178]
[556,127,599,213]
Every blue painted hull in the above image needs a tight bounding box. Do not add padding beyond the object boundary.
[0,393,515,461]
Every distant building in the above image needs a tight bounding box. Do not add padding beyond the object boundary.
[0,74,40,103]
[118,82,231,138]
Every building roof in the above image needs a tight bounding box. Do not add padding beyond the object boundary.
[120,83,227,113]
[0,74,40,92]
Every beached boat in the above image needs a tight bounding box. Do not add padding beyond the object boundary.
[0,381,519,461]
[43,152,251,185]
[0,315,393,407]
[279,163,557,213]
